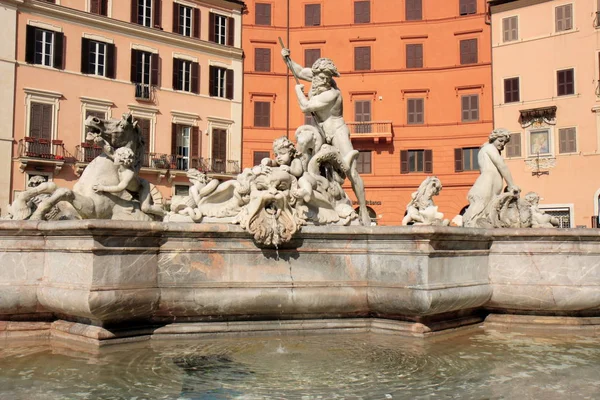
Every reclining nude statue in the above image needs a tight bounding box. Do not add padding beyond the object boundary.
[7,113,164,221]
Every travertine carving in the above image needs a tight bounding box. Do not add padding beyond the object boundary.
[462,128,523,228]
[524,192,559,228]
[7,114,164,221]
[402,176,449,226]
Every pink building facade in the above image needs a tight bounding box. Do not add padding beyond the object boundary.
[490,0,600,227]
[0,0,244,216]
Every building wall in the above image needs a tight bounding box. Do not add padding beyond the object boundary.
[491,0,599,227]
[243,0,493,225]
[4,0,244,215]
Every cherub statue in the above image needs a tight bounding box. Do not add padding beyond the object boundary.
[92,146,165,218]
[524,192,559,228]
[402,176,449,226]
[5,175,60,220]
[170,169,219,221]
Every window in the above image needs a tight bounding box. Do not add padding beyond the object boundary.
[459,0,476,16]
[461,94,479,122]
[454,147,479,172]
[137,118,151,153]
[540,207,571,228]
[356,151,372,174]
[90,0,108,16]
[502,16,518,42]
[506,133,521,158]
[174,185,190,196]
[504,78,520,103]
[305,4,321,26]
[135,0,155,28]
[406,44,423,68]
[209,12,234,46]
[209,66,234,99]
[401,149,432,174]
[407,98,424,124]
[130,50,158,99]
[529,129,550,156]
[171,124,199,171]
[81,38,115,78]
[305,49,321,68]
[29,102,53,142]
[255,3,272,26]
[212,128,227,173]
[175,4,192,37]
[557,68,574,96]
[555,4,573,32]
[406,0,422,21]
[354,100,372,133]
[173,58,199,94]
[25,26,64,69]
[460,39,478,64]
[354,46,371,71]
[253,151,270,166]
[354,1,370,24]
[254,101,271,127]
[559,127,576,153]
[254,48,271,72]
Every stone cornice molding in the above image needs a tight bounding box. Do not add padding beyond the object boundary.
[18,0,243,60]
[24,88,63,99]
[79,96,114,107]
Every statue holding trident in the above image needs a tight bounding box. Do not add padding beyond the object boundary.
[279,40,371,226]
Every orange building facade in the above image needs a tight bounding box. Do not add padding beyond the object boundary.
[242,0,493,225]
[0,0,244,216]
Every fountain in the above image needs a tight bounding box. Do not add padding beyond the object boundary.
[1,49,600,398]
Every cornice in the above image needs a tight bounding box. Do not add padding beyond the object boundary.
[19,0,243,60]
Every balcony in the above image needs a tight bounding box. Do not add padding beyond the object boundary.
[134,83,153,101]
[74,143,104,176]
[17,137,73,174]
[348,121,393,144]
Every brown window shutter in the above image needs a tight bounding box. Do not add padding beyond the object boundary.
[191,62,199,94]
[556,5,564,31]
[461,95,470,121]
[209,12,216,42]
[209,66,216,96]
[559,130,567,153]
[227,17,235,46]
[90,0,100,14]
[424,149,433,173]
[557,70,565,95]
[131,0,137,23]
[315,5,321,25]
[150,53,159,85]
[305,49,321,68]
[191,126,200,158]
[106,43,116,79]
[153,0,162,28]
[504,79,511,102]
[138,118,151,150]
[400,150,409,174]
[254,151,270,166]
[454,148,463,172]
[81,38,90,73]
[130,49,139,83]
[471,39,478,63]
[100,0,108,16]
[502,18,509,42]
[172,58,179,90]
[30,103,43,138]
[39,104,52,140]
[171,123,177,157]
[53,32,64,69]
[173,3,179,33]
[225,69,234,99]
[25,25,36,63]
[193,8,200,38]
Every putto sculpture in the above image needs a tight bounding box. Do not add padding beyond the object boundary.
[402,176,449,226]
[524,191,559,228]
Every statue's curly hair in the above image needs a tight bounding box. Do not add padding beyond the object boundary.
[273,136,297,158]
[186,168,208,183]
[488,128,511,143]
[311,58,340,77]
[114,147,136,166]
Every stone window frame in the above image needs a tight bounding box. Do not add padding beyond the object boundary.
[80,96,113,142]
[24,88,62,142]
[206,116,233,165]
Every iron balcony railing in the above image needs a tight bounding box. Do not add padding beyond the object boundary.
[18,137,73,161]
[347,121,393,135]
[76,143,104,163]
[134,83,152,100]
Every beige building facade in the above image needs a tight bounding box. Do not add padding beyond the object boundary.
[0,0,244,216]
[490,0,600,227]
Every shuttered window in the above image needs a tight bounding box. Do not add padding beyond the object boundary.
[173,4,200,38]
[305,49,321,68]
[504,78,520,103]
[506,133,521,158]
[354,46,371,71]
[209,66,234,99]
[406,44,423,68]
[25,26,64,69]
[559,127,577,153]
[254,48,271,72]
[253,151,270,166]
[400,149,432,173]
[305,4,321,26]
[354,100,372,133]
[255,3,272,26]
[459,0,476,16]
[502,16,518,42]
[254,101,271,127]
[555,4,573,32]
[460,39,478,65]
[354,1,370,24]
[29,102,53,140]
[356,151,372,174]
[81,38,115,78]
[173,58,199,94]
[209,12,234,46]
[405,0,422,21]
[557,68,574,96]
[407,98,424,124]
[90,0,108,16]
[212,128,227,173]
[461,94,479,122]
[454,147,480,172]
[137,117,151,152]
